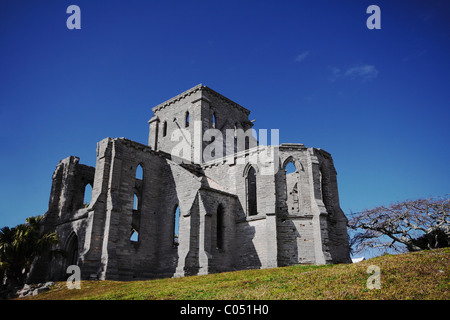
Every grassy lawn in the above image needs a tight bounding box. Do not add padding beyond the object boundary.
[22,247,449,300]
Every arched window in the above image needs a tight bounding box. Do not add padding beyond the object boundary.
[133,164,143,211]
[246,167,257,216]
[284,159,299,213]
[212,112,216,128]
[185,111,190,127]
[131,164,143,243]
[66,233,79,266]
[216,204,224,250]
[162,121,167,137]
[135,164,143,180]
[173,205,180,246]
[83,183,92,207]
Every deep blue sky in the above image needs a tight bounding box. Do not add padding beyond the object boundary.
[1,0,449,233]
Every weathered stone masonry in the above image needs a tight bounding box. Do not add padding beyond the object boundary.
[29,84,351,282]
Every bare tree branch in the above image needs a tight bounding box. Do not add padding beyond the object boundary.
[348,196,450,254]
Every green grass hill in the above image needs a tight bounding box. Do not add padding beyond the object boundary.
[21,247,449,300]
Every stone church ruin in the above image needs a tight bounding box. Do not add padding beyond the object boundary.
[29,84,351,282]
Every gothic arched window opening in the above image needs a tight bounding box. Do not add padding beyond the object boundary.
[173,205,180,247]
[246,167,257,216]
[162,121,167,137]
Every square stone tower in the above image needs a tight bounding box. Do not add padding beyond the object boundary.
[148,84,257,163]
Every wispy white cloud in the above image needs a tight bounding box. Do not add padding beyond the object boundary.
[329,64,379,82]
[295,51,309,63]
[344,64,379,81]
